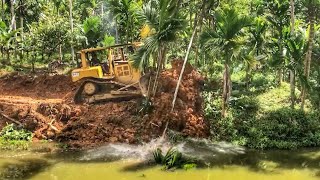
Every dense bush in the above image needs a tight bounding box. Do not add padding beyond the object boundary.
[0,124,33,141]
[244,109,320,149]
[210,107,320,149]
[205,80,320,149]
[0,124,33,150]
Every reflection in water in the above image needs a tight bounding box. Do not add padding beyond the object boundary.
[0,159,51,180]
[0,139,319,180]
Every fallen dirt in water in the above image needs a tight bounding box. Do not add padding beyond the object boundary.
[0,60,209,148]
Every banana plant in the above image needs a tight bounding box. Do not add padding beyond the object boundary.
[0,21,19,64]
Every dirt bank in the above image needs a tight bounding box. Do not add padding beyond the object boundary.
[0,60,209,148]
[0,73,75,99]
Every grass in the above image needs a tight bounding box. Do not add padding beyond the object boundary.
[0,138,30,150]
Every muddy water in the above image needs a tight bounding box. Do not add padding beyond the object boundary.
[0,140,319,180]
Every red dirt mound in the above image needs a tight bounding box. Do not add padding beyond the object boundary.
[0,73,75,99]
[144,60,208,138]
[0,60,209,148]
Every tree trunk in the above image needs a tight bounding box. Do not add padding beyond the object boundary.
[152,44,166,96]
[277,68,283,85]
[69,0,75,65]
[278,36,283,86]
[101,2,104,16]
[6,49,10,64]
[9,0,16,65]
[126,14,129,44]
[318,62,320,110]
[289,0,295,109]
[222,60,231,118]
[115,18,119,44]
[194,1,206,65]
[1,0,4,21]
[172,21,197,111]
[301,19,315,110]
[32,51,36,73]
[10,0,16,31]
[59,45,63,62]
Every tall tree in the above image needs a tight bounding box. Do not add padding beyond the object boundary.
[200,7,251,117]
[290,0,296,109]
[133,0,186,95]
[301,0,320,109]
[264,0,290,85]
[69,0,75,65]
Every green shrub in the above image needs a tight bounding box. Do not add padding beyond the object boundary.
[238,108,320,149]
[230,95,259,115]
[0,124,33,150]
[202,91,221,120]
[152,147,194,170]
[0,124,33,141]
[251,73,276,91]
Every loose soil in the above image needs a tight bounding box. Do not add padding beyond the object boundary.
[0,60,209,148]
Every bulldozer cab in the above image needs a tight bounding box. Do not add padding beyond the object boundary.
[71,43,142,84]
[71,42,150,104]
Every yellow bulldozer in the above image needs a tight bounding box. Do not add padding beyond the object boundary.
[71,43,149,104]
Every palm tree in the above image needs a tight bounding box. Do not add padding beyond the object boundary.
[132,0,186,95]
[200,7,251,117]
[301,0,320,110]
[69,0,75,65]
[76,0,97,21]
[249,17,267,56]
[83,16,104,48]
[264,0,290,85]
[107,0,134,43]
[285,31,307,107]
[52,0,66,62]
[289,0,295,109]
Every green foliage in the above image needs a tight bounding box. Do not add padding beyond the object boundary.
[132,0,186,69]
[250,73,276,92]
[163,147,183,169]
[205,79,320,149]
[153,148,164,164]
[244,109,320,149]
[200,6,252,61]
[103,35,115,47]
[152,147,194,170]
[0,124,33,141]
[0,124,32,150]
[182,163,197,170]
[83,16,104,47]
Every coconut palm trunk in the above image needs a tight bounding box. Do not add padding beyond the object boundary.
[69,0,75,65]
[222,55,232,118]
[10,0,16,31]
[289,0,295,109]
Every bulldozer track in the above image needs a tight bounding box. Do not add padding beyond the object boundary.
[74,78,141,104]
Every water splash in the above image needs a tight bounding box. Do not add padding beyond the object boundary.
[79,138,245,163]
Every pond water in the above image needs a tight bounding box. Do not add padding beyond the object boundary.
[0,139,319,180]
